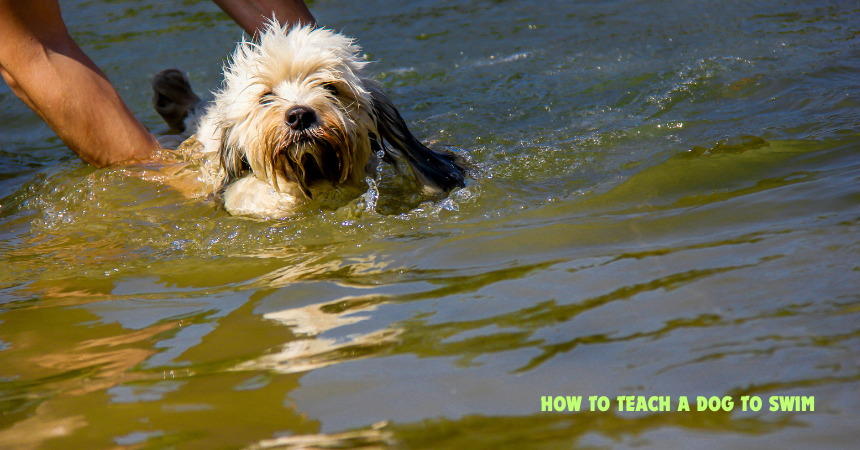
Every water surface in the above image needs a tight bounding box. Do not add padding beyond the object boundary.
[1,0,859,449]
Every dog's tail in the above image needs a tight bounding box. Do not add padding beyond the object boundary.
[367,83,467,194]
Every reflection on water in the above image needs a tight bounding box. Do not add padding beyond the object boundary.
[235,295,403,374]
[2,0,860,449]
[249,425,393,450]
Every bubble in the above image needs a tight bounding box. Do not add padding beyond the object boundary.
[359,176,380,212]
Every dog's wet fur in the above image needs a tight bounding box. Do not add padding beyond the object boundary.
[151,22,466,218]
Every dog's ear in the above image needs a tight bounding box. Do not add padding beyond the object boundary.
[218,126,248,188]
[152,69,201,133]
[366,81,466,194]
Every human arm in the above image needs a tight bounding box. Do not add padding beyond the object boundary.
[212,0,316,36]
[0,0,160,167]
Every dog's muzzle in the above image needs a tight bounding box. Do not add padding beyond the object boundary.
[276,120,347,198]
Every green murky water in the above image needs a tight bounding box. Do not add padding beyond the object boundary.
[1,1,859,448]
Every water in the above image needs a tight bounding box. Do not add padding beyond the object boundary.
[1,0,859,448]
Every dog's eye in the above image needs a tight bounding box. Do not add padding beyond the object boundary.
[322,83,338,95]
[259,92,276,105]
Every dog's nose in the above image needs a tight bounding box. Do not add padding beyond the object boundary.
[286,106,317,131]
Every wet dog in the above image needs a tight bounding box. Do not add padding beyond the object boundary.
[151,21,466,218]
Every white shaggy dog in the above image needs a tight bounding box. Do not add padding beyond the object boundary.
[151,21,466,218]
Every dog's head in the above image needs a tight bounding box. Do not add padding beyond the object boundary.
[210,21,467,200]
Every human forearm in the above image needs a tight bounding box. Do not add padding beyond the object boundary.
[212,0,315,36]
[2,44,159,167]
[0,0,159,167]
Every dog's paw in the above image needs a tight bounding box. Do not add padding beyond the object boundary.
[152,69,202,133]
[222,176,300,219]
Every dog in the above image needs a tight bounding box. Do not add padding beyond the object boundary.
[150,21,467,218]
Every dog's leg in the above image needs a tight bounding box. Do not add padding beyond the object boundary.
[152,69,201,134]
